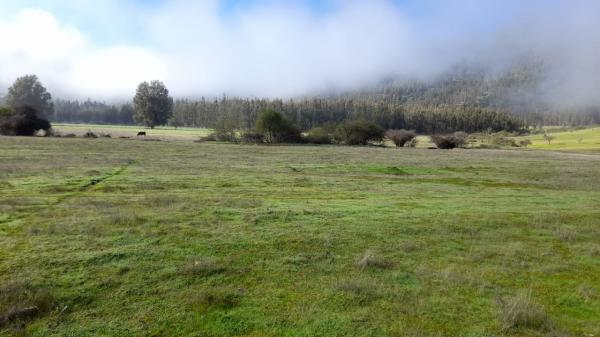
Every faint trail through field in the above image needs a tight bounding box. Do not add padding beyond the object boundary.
[0,159,136,227]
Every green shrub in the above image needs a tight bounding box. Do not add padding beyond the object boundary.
[256,110,302,143]
[207,131,238,143]
[487,134,519,147]
[519,139,532,148]
[305,127,332,144]
[240,131,265,144]
[213,117,238,142]
[333,120,384,145]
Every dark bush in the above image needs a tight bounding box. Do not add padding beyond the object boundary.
[202,131,238,143]
[83,131,98,138]
[197,133,217,142]
[255,110,302,143]
[519,139,532,148]
[386,129,417,147]
[431,132,469,149]
[240,131,265,144]
[0,106,51,136]
[333,120,385,145]
[305,127,332,144]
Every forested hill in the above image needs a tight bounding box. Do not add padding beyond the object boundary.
[50,58,600,132]
[332,59,599,126]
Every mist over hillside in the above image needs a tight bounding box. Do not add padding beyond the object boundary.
[1,1,600,105]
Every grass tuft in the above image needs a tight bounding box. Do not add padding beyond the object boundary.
[336,278,381,304]
[182,257,226,277]
[498,291,552,331]
[190,287,242,310]
[0,281,55,328]
[356,250,393,271]
[554,227,578,242]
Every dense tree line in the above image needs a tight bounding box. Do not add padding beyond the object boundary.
[16,57,600,131]
[52,99,134,125]
[170,97,525,133]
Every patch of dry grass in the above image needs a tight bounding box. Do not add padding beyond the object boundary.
[498,291,552,331]
[355,250,393,271]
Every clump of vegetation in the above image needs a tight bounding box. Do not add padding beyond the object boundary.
[181,257,226,277]
[554,227,577,242]
[191,287,242,310]
[305,127,333,144]
[334,120,385,145]
[498,291,552,331]
[240,131,265,144]
[83,130,98,138]
[577,284,597,303]
[0,281,56,328]
[519,139,532,148]
[336,279,380,303]
[487,133,519,147]
[543,133,556,145]
[0,106,51,136]
[256,109,302,143]
[356,250,393,271]
[386,129,417,147]
[4,75,54,118]
[133,80,174,129]
[431,132,468,149]
[211,117,239,142]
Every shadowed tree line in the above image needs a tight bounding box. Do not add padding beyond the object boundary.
[7,59,600,135]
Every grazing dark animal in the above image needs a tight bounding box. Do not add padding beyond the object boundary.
[137,132,146,137]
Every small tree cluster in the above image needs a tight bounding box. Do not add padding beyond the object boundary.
[333,120,385,145]
[0,106,51,136]
[0,75,53,136]
[431,132,468,149]
[255,109,302,143]
[386,129,417,147]
[305,127,333,144]
[5,75,54,118]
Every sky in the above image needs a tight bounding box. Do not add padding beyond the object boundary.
[0,0,598,102]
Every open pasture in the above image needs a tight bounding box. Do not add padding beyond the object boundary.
[1,136,599,336]
[514,126,600,153]
[52,124,212,141]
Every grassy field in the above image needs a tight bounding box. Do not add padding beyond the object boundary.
[52,124,212,141]
[513,126,600,153]
[1,135,599,336]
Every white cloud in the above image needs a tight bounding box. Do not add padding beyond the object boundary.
[147,0,432,97]
[0,8,166,99]
[1,0,600,107]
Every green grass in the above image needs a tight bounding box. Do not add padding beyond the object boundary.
[53,124,212,140]
[514,126,600,153]
[1,135,599,336]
